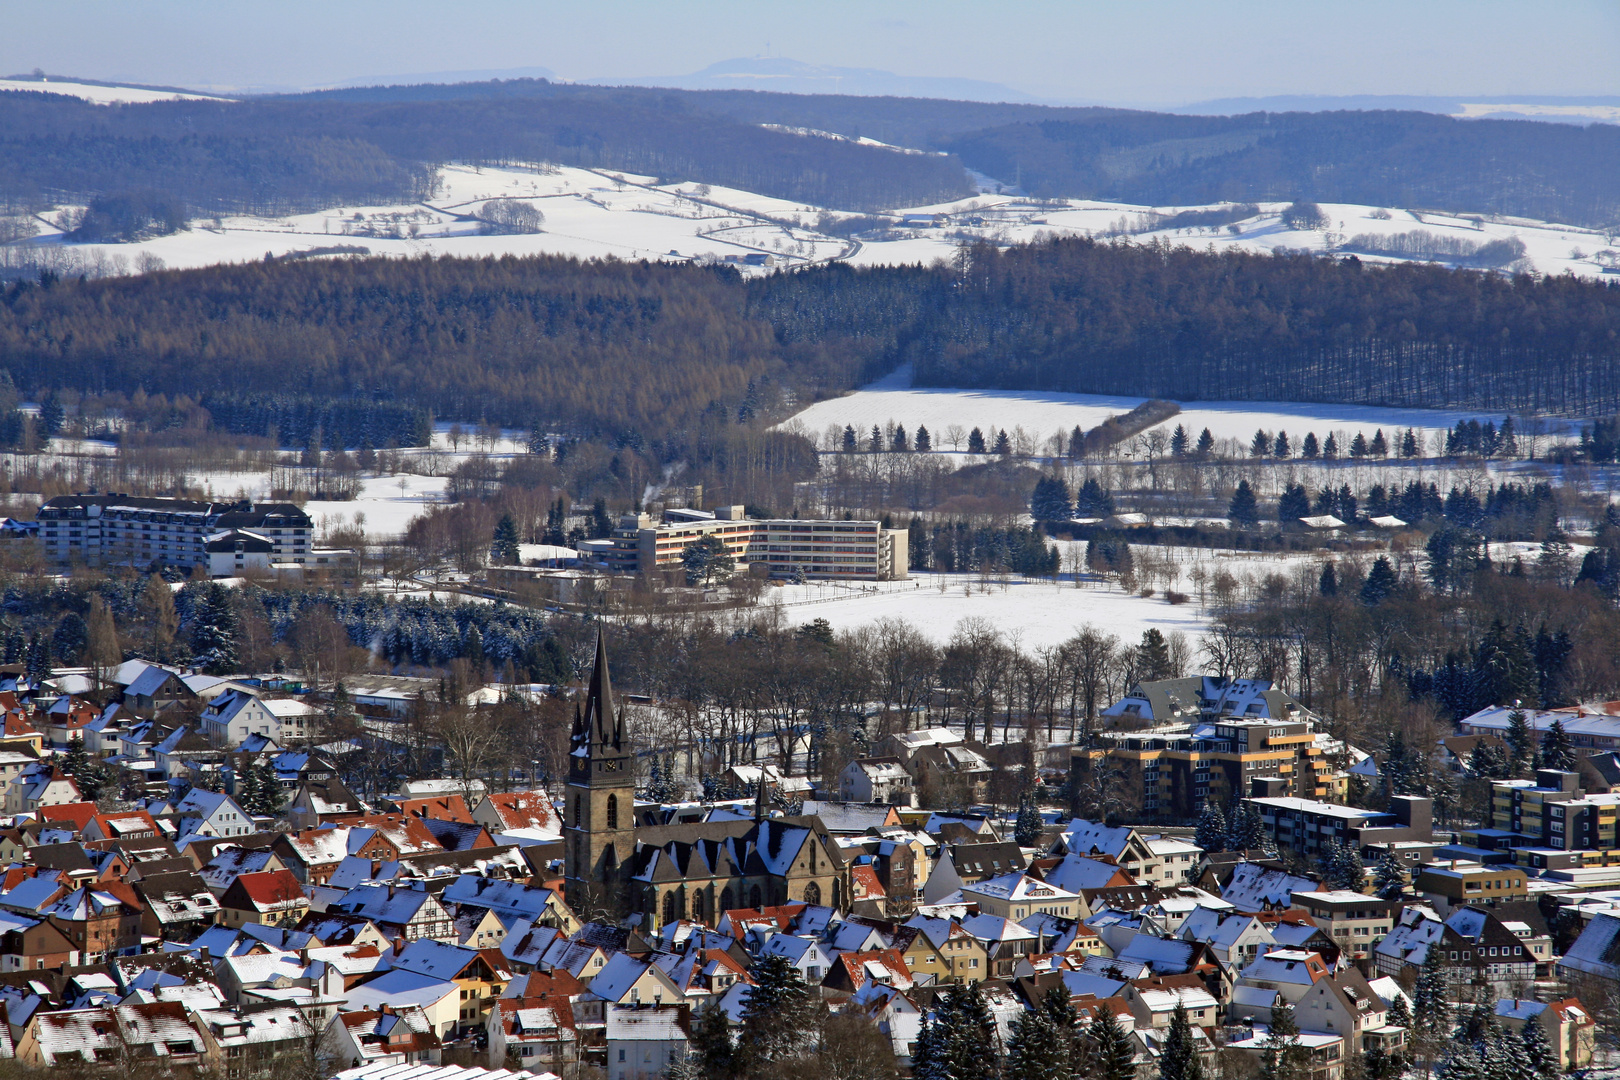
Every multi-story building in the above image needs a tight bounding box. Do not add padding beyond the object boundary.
[1413,860,1528,912]
[35,494,313,570]
[1290,890,1400,958]
[1465,770,1620,871]
[1243,792,1433,858]
[1071,680,1351,819]
[594,506,908,581]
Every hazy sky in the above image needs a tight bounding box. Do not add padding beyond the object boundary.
[4,0,1617,104]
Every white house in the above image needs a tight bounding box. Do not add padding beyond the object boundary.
[606,1003,688,1080]
[172,788,255,838]
[838,758,915,806]
[200,689,316,746]
[4,765,80,815]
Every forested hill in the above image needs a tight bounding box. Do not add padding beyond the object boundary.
[0,88,971,216]
[290,81,1620,228]
[6,242,1620,436]
[8,78,1620,228]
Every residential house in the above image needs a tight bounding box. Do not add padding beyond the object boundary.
[329,883,456,942]
[0,909,75,971]
[219,869,310,929]
[1295,966,1404,1054]
[838,758,915,806]
[900,915,988,985]
[440,876,580,935]
[287,778,367,830]
[908,743,994,804]
[327,1006,443,1069]
[4,765,80,815]
[472,790,561,842]
[1290,891,1399,959]
[821,949,915,995]
[605,1003,689,1080]
[961,873,1081,921]
[132,869,222,941]
[343,972,463,1037]
[381,938,509,1034]
[173,788,255,839]
[1441,906,1538,996]
[488,994,578,1071]
[193,1005,316,1079]
[274,826,352,885]
[1494,998,1595,1070]
[1054,820,1161,882]
[17,1001,206,1069]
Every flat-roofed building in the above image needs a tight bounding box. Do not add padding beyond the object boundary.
[1414,860,1528,912]
[595,506,907,581]
[36,494,312,570]
[1291,891,1399,957]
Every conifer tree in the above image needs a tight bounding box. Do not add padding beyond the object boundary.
[1323,433,1339,459]
[1260,1003,1309,1080]
[1137,629,1173,680]
[1302,432,1320,459]
[870,425,883,452]
[1360,556,1397,605]
[1386,994,1411,1030]
[1007,1002,1066,1080]
[893,424,909,451]
[736,954,816,1071]
[1371,428,1389,456]
[1229,480,1259,527]
[1039,986,1083,1080]
[916,425,932,451]
[1087,1002,1137,1080]
[1195,428,1215,457]
[1518,1012,1559,1080]
[1158,1002,1205,1080]
[994,429,1013,455]
[969,427,987,454]
[1504,707,1534,775]
[842,424,857,453]
[1195,802,1226,853]
[946,982,1001,1080]
[1412,944,1452,1035]
[1372,850,1407,901]
[492,513,521,564]
[1274,431,1290,458]
[1351,432,1369,457]
[1015,793,1043,847]
[1540,718,1575,771]
[1318,562,1338,596]
[690,1001,735,1080]
[1402,428,1421,457]
[1251,429,1270,457]
[1170,425,1188,457]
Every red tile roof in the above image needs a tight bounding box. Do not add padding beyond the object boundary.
[38,802,98,831]
[396,795,474,823]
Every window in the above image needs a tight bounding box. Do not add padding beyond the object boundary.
[606,794,618,830]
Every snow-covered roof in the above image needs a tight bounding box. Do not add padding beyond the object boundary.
[963,872,1078,904]
[345,969,460,1010]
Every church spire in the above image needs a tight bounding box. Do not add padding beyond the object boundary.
[582,629,619,750]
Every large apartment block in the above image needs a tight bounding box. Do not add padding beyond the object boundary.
[1458,769,1620,872]
[593,506,908,581]
[1070,678,1347,818]
[35,494,314,570]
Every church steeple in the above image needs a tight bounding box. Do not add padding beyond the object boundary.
[564,630,635,921]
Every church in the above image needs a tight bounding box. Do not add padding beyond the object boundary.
[564,633,852,930]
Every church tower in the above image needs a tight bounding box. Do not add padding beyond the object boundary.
[564,631,636,921]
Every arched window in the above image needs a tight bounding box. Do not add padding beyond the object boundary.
[572,796,580,828]
[833,878,842,910]
[803,881,821,906]
[749,885,762,909]
[606,794,618,830]
[663,892,676,925]
[692,890,706,921]
[721,888,734,912]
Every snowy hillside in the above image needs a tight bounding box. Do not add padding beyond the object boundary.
[9,156,1618,282]
[0,78,225,104]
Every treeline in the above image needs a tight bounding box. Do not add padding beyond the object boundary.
[9,241,1620,449]
[907,238,1620,414]
[202,394,432,449]
[933,108,1620,229]
[0,86,968,220]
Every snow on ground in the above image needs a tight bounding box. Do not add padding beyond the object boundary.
[779,366,1575,455]
[11,160,1615,282]
[759,572,1208,648]
[0,78,227,105]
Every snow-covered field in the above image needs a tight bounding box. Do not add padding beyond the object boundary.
[753,544,1325,648]
[779,367,1581,457]
[0,78,226,105]
[10,156,1618,281]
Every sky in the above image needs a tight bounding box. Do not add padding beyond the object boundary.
[2,0,1617,106]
